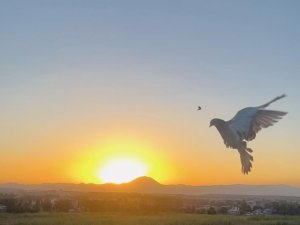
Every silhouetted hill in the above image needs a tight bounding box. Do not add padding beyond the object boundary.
[129,176,160,186]
[1,177,300,197]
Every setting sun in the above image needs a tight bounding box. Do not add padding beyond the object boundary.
[98,158,148,184]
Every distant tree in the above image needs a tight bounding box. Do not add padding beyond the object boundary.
[184,205,195,214]
[275,202,300,215]
[207,207,216,215]
[218,206,228,214]
[41,200,52,212]
[197,208,206,214]
[239,201,251,214]
[55,200,73,212]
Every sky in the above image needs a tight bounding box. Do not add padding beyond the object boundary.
[0,0,300,186]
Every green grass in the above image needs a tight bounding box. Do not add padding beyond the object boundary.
[0,213,300,225]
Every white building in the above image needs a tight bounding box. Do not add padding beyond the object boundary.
[228,206,240,215]
[0,204,7,213]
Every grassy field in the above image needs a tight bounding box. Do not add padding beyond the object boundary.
[1,213,300,225]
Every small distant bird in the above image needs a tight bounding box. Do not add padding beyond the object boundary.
[197,106,202,110]
[209,94,287,174]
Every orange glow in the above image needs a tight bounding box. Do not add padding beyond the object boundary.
[68,135,173,184]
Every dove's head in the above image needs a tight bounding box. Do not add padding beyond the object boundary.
[209,118,225,128]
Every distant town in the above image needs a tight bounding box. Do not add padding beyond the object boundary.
[1,189,300,215]
[1,177,300,215]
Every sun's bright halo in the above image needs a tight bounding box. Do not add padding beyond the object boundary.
[98,158,147,184]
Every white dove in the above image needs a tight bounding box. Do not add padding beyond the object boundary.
[209,94,287,174]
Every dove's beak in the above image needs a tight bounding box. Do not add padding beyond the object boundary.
[209,124,212,127]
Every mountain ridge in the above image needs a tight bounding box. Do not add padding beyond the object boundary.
[1,176,300,197]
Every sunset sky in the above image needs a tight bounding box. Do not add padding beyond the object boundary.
[1,1,300,186]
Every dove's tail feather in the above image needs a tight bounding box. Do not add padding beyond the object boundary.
[238,146,253,175]
[258,94,286,109]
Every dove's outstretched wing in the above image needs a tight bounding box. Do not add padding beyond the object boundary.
[249,110,287,139]
[228,107,287,141]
